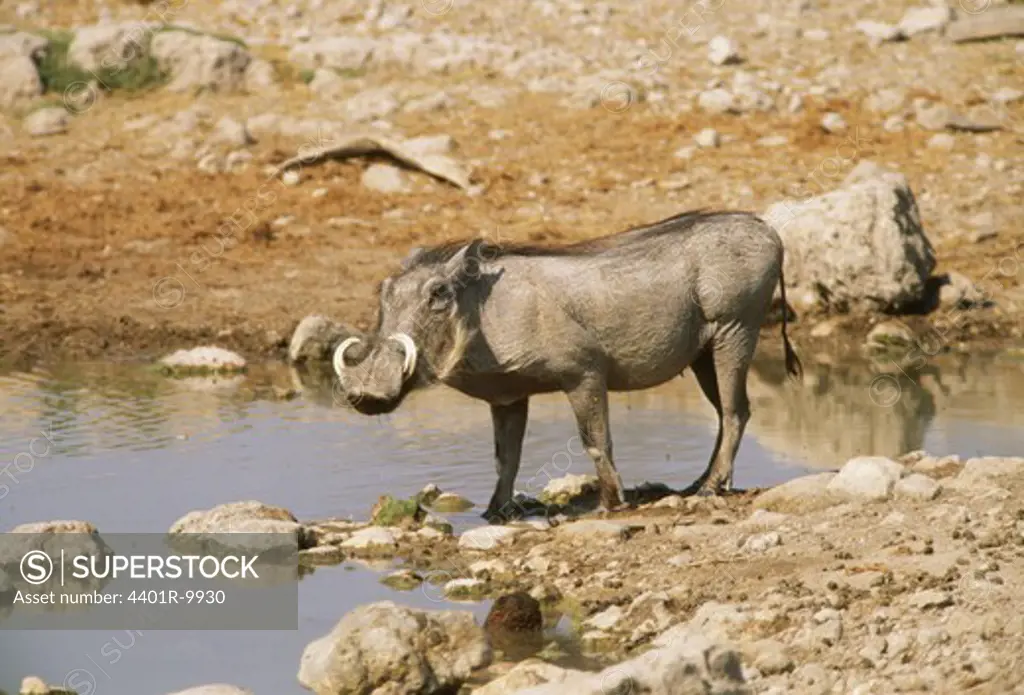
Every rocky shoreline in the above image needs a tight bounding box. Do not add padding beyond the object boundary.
[8,452,1024,694]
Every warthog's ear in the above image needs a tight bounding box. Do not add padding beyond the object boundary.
[443,238,489,283]
[401,246,424,271]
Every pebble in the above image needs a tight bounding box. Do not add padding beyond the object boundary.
[894,473,941,501]
[281,170,301,186]
[361,163,409,194]
[708,35,741,65]
[24,108,69,137]
[909,590,953,610]
[820,112,847,133]
[927,133,955,150]
[742,531,782,553]
[694,128,721,148]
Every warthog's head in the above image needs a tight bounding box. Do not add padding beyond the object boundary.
[333,241,488,415]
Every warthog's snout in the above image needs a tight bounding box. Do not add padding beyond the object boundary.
[333,334,418,414]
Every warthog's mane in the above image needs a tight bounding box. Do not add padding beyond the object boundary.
[402,209,746,270]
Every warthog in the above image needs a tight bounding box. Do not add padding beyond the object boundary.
[334,210,802,521]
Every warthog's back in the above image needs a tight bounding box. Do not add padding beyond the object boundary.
[468,211,784,393]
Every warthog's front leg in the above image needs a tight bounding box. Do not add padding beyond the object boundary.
[483,399,529,523]
[566,378,626,510]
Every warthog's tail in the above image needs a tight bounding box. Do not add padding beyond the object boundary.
[777,265,803,380]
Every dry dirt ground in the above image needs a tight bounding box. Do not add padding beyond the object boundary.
[0,0,1022,369]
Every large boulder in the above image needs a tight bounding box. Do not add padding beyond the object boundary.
[297,601,491,695]
[0,32,47,108]
[763,173,936,313]
[68,22,154,72]
[150,31,250,93]
[490,626,749,694]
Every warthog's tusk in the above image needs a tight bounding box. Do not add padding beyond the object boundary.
[390,333,418,377]
[332,337,363,377]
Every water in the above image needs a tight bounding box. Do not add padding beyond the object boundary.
[1,353,1023,693]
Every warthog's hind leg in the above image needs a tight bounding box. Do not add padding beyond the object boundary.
[687,334,753,495]
[565,378,627,510]
[483,399,529,524]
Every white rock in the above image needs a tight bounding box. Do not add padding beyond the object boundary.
[694,128,721,148]
[361,163,409,193]
[444,578,487,598]
[341,527,399,549]
[1,55,41,107]
[458,525,524,551]
[282,170,301,186]
[828,456,905,501]
[244,59,277,92]
[894,474,941,501]
[344,87,399,122]
[209,116,254,147]
[539,474,598,504]
[557,520,632,542]
[697,88,737,114]
[24,107,69,136]
[820,112,847,133]
[150,31,251,92]
[165,685,253,695]
[159,346,246,372]
[742,531,782,553]
[927,133,955,150]
[763,173,936,312]
[855,21,905,43]
[298,602,491,694]
[708,35,741,65]
[68,22,153,72]
[755,473,837,514]
[585,605,624,631]
[288,36,376,73]
[958,457,1024,483]
[898,6,953,37]
[864,88,906,114]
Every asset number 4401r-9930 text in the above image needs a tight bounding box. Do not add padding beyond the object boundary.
[126,589,227,604]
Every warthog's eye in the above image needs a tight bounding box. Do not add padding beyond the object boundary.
[426,280,454,311]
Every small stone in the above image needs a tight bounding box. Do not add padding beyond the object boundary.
[821,112,847,133]
[282,170,300,186]
[361,163,409,194]
[827,456,904,501]
[742,531,782,553]
[340,527,399,550]
[927,133,955,150]
[469,560,510,579]
[894,473,941,501]
[299,545,344,565]
[209,116,254,147]
[458,526,525,551]
[915,102,954,131]
[380,569,423,590]
[708,35,741,65]
[856,20,905,43]
[756,135,789,147]
[24,107,69,137]
[557,520,632,542]
[429,492,475,513]
[20,676,49,695]
[694,128,721,148]
[585,605,624,631]
[909,589,953,610]
[159,346,246,374]
[750,639,794,675]
[865,88,906,114]
[444,578,487,599]
[697,88,737,114]
[991,87,1023,105]
[539,474,598,505]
